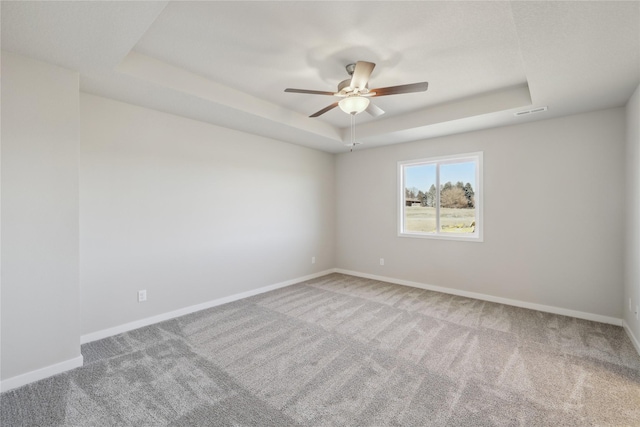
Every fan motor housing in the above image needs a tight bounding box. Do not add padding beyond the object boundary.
[338,63,367,94]
[337,78,369,94]
[337,79,351,92]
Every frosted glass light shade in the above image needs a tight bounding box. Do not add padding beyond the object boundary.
[339,96,370,115]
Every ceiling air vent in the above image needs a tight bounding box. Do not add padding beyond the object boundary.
[514,106,548,116]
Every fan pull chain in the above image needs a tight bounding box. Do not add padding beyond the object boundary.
[350,112,356,152]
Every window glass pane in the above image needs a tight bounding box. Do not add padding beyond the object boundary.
[439,161,476,234]
[404,164,436,233]
[399,153,481,240]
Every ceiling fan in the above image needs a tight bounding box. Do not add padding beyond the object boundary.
[285,61,428,118]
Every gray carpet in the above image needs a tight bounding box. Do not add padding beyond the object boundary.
[2,273,639,426]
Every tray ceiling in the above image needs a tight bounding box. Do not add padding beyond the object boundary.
[2,1,639,153]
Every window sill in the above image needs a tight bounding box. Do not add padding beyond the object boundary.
[398,232,483,242]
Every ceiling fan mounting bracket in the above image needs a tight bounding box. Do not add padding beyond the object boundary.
[345,63,356,76]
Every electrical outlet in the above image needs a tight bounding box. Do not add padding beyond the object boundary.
[311,256,316,264]
[380,258,385,266]
[138,290,147,303]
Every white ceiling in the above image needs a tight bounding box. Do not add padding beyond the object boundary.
[2,1,639,153]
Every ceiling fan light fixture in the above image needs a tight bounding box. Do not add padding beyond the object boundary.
[338,96,370,115]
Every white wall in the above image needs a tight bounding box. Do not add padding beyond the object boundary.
[1,52,82,384]
[336,108,625,320]
[79,94,335,336]
[624,84,640,346]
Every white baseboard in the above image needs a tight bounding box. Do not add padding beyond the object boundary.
[334,269,623,326]
[623,320,640,356]
[81,269,334,344]
[0,355,84,393]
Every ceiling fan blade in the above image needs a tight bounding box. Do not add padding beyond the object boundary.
[366,102,385,117]
[309,102,339,117]
[370,82,428,97]
[285,88,336,96]
[350,61,376,90]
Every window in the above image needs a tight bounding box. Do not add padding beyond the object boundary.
[399,152,482,241]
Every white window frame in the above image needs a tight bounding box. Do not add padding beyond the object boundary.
[398,152,483,242]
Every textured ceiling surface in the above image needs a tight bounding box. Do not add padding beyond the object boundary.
[2,1,639,153]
